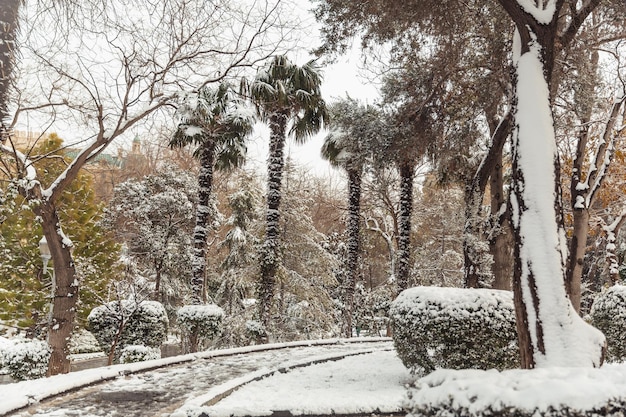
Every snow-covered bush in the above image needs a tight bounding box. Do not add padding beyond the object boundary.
[0,339,50,380]
[589,285,626,362]
[245,319,267,341]
[119,345,161,364]
[88,300,168,362]
[177,304,224,351]
[390,286,518,373]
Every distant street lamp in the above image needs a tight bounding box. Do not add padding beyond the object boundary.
[39,236,55,335]
[39,236,51,275]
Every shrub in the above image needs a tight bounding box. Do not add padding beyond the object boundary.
[589,285,626,362]
[390,286,518,374]
[178,304,224,352]
[178,304,224,340]
[119,345,161,364]
[0,339,50,380]
[88,300,168,362]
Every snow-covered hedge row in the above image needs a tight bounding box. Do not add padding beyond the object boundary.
[590,285,626,362]
[407,366,626,417]
[177,304,225,341]
[390,286,518,373]
[0,338,50,380]
[88,300,168,362]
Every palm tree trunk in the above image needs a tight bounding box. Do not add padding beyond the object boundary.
[344,168,361,337]
[397,160,414,292]
[191,141,216,304]
[259,112,288,332]
[0,0,21,142]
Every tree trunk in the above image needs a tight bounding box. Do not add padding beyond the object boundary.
[396,160,414,292]
[0,0,21,143]
[565,50,599,313]
[463,113,511,288]
[500,0,604,368]
[259,112,288,332]
[489,152,513,290]
[191,141,216,305]
[39,203,78,376]
[344,168,361,337]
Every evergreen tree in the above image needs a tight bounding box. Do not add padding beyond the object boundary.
[170,82,254,304]
[245,55,328,333]
[0,133,121,333]
[321,97,386,337]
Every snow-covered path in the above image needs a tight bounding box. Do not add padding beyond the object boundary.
[3,340,392,417]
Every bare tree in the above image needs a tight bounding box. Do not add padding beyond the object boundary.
[2,0,298,375]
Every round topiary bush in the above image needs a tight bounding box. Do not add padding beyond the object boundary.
[589,285,626,362]
[0,339,50,380]
[177,304,224,352]
[119,345,161,364]
[88,300,168,362]
[390,286,518,374]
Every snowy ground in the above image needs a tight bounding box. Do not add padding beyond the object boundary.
[3,337,626,417]
[0,338,396,417]
[174,349,411,417]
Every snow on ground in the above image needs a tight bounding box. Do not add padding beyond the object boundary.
[187,350,411,417]
[409,363,626,414]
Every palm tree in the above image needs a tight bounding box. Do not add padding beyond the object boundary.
[171,82,254,305]
[246,55,328,332]
[321,97,384,337]
[0,0,22,143]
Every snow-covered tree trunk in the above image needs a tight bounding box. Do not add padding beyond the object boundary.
[500,0,605,368]
[0,0,20,142]
[37,202,77,375]
[344,168,362,337]
[191,142,216,305]
[397,160,414,292]
[259,111,288,331]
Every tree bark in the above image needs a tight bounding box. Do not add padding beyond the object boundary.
[259,111,288,332]
[344,168,362,337]
[396,160,414,292]
[38,203,77,375]
[191,141,216,305]
[499,0,605,368]
[489,152,513,290]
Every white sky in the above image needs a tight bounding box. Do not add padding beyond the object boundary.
[245,1,380,178]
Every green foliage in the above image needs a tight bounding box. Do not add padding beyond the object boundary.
[0,133,121,331]
[248,55,328,142]
[589,285,626,362]
[87,300,168,363]
[390,286,518,374]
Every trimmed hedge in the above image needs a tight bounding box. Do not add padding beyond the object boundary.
[177,304,224,341]
[88,300,168,362]
[589,285,626,362]
[0,339,50,380]
[390,286,518,373]
[119,345,161,364]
